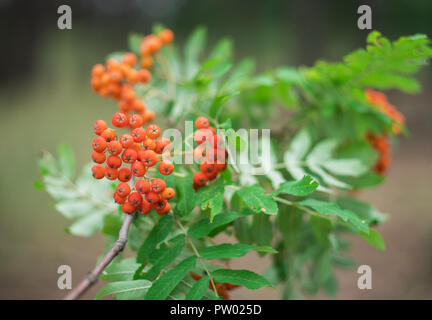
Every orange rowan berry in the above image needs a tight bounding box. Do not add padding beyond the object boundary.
[122,202,136,214]
[143,110,156,123]
[93,120,107,135]
[146,124,161,139]
[131,161,146,177]
[91,77,103,91]
[122,87,136,101]
[195,116,210,129]
[116,182,131,197]
[193,172,208,187]
[92,136,107,152]
[194,129,213,145]
[104,167,118,180]
[159,29,174,44]
[215,161,227,172]
[131,127,146,142]
[140,35,162,55]
[135,179,151,194]
[156,202,171,215]
[142,138,156,150]
[118,100,132,113]
[126,69,139,83]
[107,155,122,169]
[107,140,123,155]
[154,138,171,154]
[113,192,127,204]
[91,164,105,179]
[128,192,143,207]
[158,160,174,175]
[193,146,207,163]
[120,134,134,148]
[118,167,132,182]
[200,162,215,175]
[138,69,151,83]
[140,55,154,69]
[101,128,117,142]
[92,151,106,164]
[153,199,167,211]
[122,148,138,163]
[129,114,143,128]
[151,178,166,193]
[109,70,123,83]
[139,150,158,167]
[138,199,152,215]
[161,187,175,200]
[112,112,128,128]
[101,73,110,86]
[133,99,146,113]
[121,52,137,67]
[92,64,105,77]
[145,191,160,204]
[204,170,218,180]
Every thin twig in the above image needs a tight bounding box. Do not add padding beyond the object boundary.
[63,213,135,300]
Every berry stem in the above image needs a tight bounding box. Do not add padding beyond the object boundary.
[63,213,135,300]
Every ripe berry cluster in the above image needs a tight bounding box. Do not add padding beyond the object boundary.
[192,117,228,190]
[364,89,405,175]
[90,29,176,216]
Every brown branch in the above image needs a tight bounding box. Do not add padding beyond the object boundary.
[63,213,135,300]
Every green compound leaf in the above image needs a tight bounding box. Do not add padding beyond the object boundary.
[95,280,152,300]
[57,143,75,180]
[175,173,195,217]
[185,276,209,300]
[195,179,225,221]
[212,269,272,290]
[200,243,277,260]
[100,258,141,282]
[188,211,248,239]
[360,229,386,250]
[299,198,369,233]
[145,256,197,300]
[273,175,319,197]
[137,215,174,263]
[236,184,278,215]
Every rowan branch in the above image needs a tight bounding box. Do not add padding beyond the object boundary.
[63,213,135,300]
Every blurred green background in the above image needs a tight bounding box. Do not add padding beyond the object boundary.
[0,0,431,299]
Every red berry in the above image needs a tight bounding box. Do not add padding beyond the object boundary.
[200,162,215,175]
[156,202,171,215]
[101,128,117,142]
[146,124,161,139]
[137,199,152,215]
[91,164,105,179]
[112,112,128,128]
[135,179,151,194]
[107,140,123,155]
[122,148,138,163]
[116,182,131,197]
[161,187,175,200]
[118,167,132,182]
[158,160,174,175]
[122,202,136,214]
[107,155,122,169]
[142,138,156,150]
[128,192,143,207]
[153,199,167,211]
[129,114,143,128]
[193,171,208,187]
[154,138,171,154]
[194,129,213,145]
[120,134,134,148]
[131,161,146,177]
[121,52,137,67]
[92,151,106,164]
[195,116,210,129]
[93,120,107,135]
[159,29,174,45]
[92,136,107,152]
[113,192,127,204]
[151,178,166,193]
[131,127,146,142]
[145,191,160,204]
[139,150,158,167]
[104,167,118,180]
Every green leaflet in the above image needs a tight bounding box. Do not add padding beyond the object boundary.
[236,184,278,215]
[100,258,141,282]
[95,280,152,300]
[360,229,386,250]
[175,173,195,217]
[57,143,75,180]
[212,269,272,290]
[188,211,247,239]
[185,276,209,300]
[136,215,174,263]
[145,256,197,300]
[200,243,277,260]
[194,179,225,221]
[273,175,319,197]
[299,198,369,233]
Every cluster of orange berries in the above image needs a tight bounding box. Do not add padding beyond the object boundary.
[365,89,405,175]
[90,29,176,216]
[190,273,240,300]
[90,29,174,126]
[191,117,228,190]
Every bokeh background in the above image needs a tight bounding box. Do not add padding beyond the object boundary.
[0,0,431,299]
